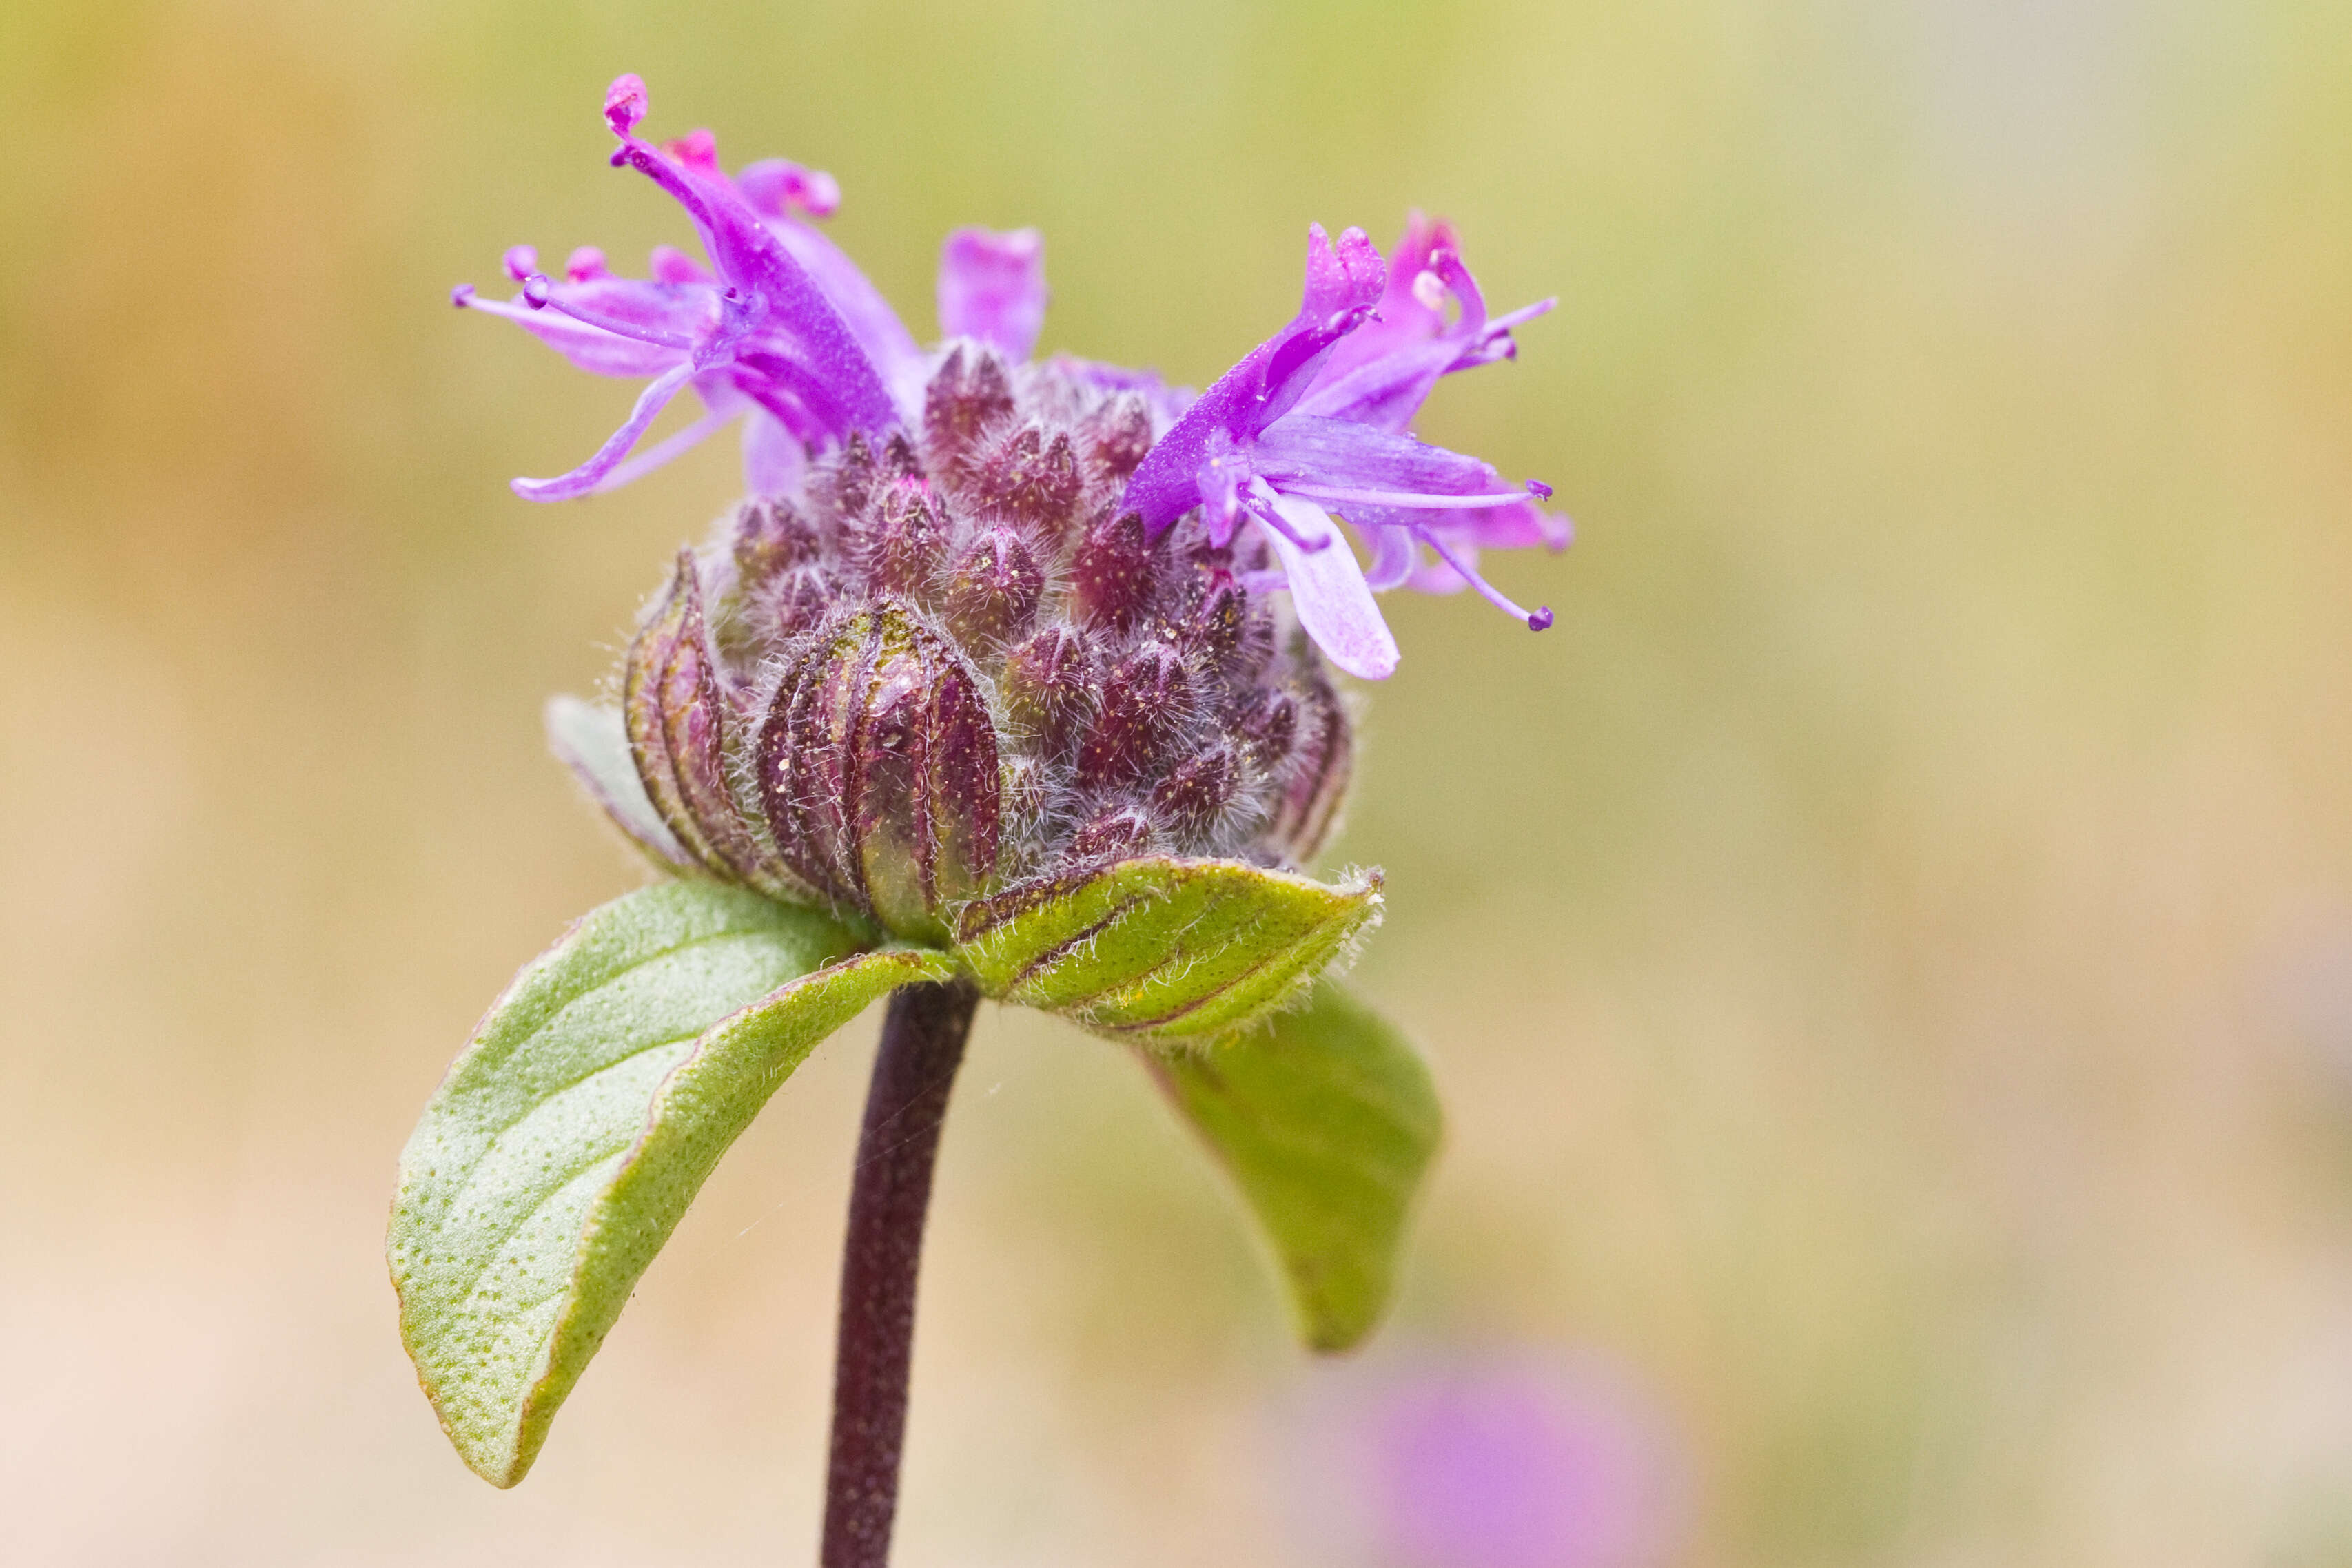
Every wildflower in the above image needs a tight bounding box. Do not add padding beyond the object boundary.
[398,76,1571,1536]
[451,74,905,500]
[1122,219,1568,677]
[607,345,1353,945]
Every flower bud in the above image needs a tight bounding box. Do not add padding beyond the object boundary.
[826,431,881,517]
[1152,744,1243,841]
[999,624,1093,752]
[863,477,948,599]
[1082,392,1154,480]
[755,601,1002,941]
[923,344,1015,462]
[624,551,808,900]
[748,564,841,643]
[1067,803,1158,866]
[974,424,1082,532]
[1078,640,1194,789]
[1236,687,1298,772]
[731,496,821,587]
[1174,564,1267,676]
[942,525,1045,650]
[1261,669,1351,865]
[1070,508,1158,632]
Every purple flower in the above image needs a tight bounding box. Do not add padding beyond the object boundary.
[453,75,908,500]
[1288,1350,1688,1568]
[458,76,1568,682]
[1122,218,1568,679]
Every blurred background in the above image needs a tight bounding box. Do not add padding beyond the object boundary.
[5,0,2350,1562]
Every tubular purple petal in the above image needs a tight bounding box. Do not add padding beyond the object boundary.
[1285,483,1533,510]
[937,227,1047,361]
[759,216,928,415]
[1122,223,1385,530]
[604,105,900,442]
[740,409,806,496]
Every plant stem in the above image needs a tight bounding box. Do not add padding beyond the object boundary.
[821,977,979,1568]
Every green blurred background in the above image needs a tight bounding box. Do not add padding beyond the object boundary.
[6,0,2351,1562]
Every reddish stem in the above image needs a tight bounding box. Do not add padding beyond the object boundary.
[819,978,977,1568]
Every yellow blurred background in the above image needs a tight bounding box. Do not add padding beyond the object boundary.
[6,1,2351,1563]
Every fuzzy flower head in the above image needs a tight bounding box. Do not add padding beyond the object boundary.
[458,75,1567,688]
[590,353,1353,944]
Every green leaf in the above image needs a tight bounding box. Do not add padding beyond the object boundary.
[389,879,951,1487]
[952,855,1382,1044]
[1153,980,1441,1352]
[544,694,691,871]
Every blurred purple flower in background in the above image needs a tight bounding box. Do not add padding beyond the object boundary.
[1288,1347,1688,1568]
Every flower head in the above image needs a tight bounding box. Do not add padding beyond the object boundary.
[597,350,1352,942]
[458,76,1567,683]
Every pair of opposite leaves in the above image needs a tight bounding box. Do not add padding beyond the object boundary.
[388,701,1440,1487]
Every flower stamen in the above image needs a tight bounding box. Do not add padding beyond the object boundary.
[516,275,702,351]
[1418,528,1553,632]
[1283,482,1535,510]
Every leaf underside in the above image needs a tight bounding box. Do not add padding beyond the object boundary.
[388,879,950,1486]
[1155,979,1442,1352]
[954,855,1383,1046]
[544,694,692,870]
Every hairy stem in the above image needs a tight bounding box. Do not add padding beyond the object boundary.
[821,977,979,1568]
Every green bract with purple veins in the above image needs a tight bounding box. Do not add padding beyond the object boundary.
[395,72,1566,1493]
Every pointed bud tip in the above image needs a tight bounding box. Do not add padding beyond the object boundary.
[604,74,648,138]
